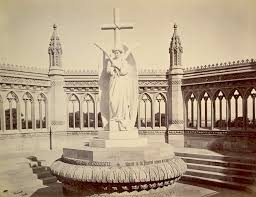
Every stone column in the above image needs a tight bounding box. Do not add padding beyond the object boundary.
[80,101,83,130]
[158,100,161,127]
[1,102,5,132]
[196,100,200,130]
[144,100,147,128]
[45,100,48,129]
[137,101,141,129]
[49,74,67,132]
[184,100,188,128]
[39,100,42,129]
[191,98,194,127]
[226,99,230,130]
[167,69,184,131]
[211,99,215,130]
[24,99,28,130]
[235,95,239,120]
[17,101,21,131]
[8,99,13,130]
[72,101,75,129]
[219,97,223,129]
[167,68,184,147]
[243,97,248,131]
[32,101,35,130]
[204,97,208,128]
[253,95,255,128]
[151,98,155,129]
[48,24,66,132]
[167,23,184,147]
[94,100,98,130]
[87,101,90,128]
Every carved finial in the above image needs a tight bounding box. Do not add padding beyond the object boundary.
[48,24,62,69]
[174,23,177,30]
[169,23,183,67]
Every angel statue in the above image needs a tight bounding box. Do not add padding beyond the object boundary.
[95,43,138,131]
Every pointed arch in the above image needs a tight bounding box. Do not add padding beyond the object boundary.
[199,92,211,128]
[213,89,226,100]
[68,94,80,129]
[82,93,95,128]
[246,88,256,129]
[139,93,153,128]
[212,90,227,129]
[21,92,34,130]
[229,88,243,129]
[185,91,198,102]
[228,88,242,100]
[36,93,48,129]
[5,91,19,130]
[186,92,197,128]
[154,93,167,127]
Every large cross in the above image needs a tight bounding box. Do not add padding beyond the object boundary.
[101,8,133,49]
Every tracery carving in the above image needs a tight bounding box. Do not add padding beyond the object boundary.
[0,76,50,86]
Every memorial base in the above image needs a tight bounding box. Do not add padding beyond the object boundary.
[50,129,187,196]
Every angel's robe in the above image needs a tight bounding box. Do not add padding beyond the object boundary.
[99,47,138,131]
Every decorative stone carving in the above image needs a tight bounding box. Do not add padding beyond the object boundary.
[64,80,98,87]
[51,156,186,184]
[139,80,168,86]
[0,63,48,74]
[0,76,50,87]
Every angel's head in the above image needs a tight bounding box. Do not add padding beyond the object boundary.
[112,46,123,58]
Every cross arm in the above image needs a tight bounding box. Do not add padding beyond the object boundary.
[101,25,117,30]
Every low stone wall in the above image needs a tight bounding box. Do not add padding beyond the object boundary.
[184,130,256,153]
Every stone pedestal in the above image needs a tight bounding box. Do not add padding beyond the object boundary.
[90,130,148,148]
[51,129,187,196]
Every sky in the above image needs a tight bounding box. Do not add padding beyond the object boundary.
[0,0,255,70]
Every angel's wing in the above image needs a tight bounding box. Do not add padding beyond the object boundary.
[94,43,113,63]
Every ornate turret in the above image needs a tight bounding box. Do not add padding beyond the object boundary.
[167,23,184,144]
[48,24,66,132]
[169,23,183,67]
[48,24,63,75]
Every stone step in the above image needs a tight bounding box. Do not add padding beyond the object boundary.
[176,152,256,164]
[180,174,250,191]
[40,176,58,185]
[36,170,53,179]
[185,169,255,184]
[187,163,256,177]
[32,166,50,173]
[180,157,256,170]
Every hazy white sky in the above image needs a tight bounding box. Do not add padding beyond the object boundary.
[0,0,255,70]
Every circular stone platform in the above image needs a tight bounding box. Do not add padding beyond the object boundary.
[50,142,187,196]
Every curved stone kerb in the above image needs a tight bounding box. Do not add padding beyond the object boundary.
[50,156,186,184]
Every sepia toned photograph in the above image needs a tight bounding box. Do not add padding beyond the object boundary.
[0,0,256,196]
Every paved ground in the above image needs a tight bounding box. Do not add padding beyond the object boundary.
[0,134,255,197]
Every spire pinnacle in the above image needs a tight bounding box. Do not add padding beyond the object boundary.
[174,23,177,29]
[169,23,183,67]
[48,24,62,69]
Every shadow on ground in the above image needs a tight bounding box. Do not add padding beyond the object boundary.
[178,180,255,197]
[30,183,64,197]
